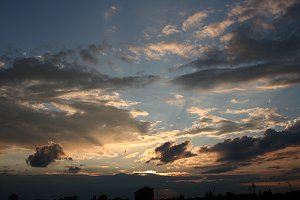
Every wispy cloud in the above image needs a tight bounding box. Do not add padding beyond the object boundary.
[228,0,297,22]
[230,98,249,104]
[172,0,300,91]
[180,107,288,137]
[194,20,234,38]
[124,152,139,159]
[187,106,216,116]
[104,6,119,20]
[128,41,205,60]
[182,10,211,31]
[165,93,195,106]
[161,25,180,36]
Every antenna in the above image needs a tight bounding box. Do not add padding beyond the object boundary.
[288,182,293,192]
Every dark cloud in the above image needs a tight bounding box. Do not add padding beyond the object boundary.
[196,164,240,174]
[182,118,241,136]
[268,166,281,169]
[79,49,98,64]
[113,49,140,63]
[79,41,112,64]
[147,141,197,165]
[88,41,112,53]
[173,62,300,90]
[65,166,81,174]
[0,166,14,174]
[0,56,158,91]
[0,45,158,151]
[172,1,300,90]
[0,98,150,149]
[26,142,71,167]
[198,119,300,173]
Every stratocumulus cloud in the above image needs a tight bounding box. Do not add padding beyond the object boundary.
[172,1,300,91]
[26,142,71,167]
[65,166,82,174]
[0,46,157,150]
[198,119,300,173]
[180,107,288,137]
[146,141,197,165]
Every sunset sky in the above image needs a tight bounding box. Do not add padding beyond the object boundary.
[1,0,300,199]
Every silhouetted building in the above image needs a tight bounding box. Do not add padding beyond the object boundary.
[135,186,154,200]
[8,193,18,200]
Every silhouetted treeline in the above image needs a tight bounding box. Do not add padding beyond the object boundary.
[90,195,129,200]
[160,190,300,200]
[8,189,300,200]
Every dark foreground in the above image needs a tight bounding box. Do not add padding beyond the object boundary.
[7,190,300,200]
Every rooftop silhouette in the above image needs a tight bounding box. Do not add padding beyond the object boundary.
[135,186,154,200]
[8,187,300,200]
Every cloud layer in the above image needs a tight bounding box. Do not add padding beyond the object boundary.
[199,119,300,173]
[0,46,157,151]
[181,107,287,137]
[172,0,300,91]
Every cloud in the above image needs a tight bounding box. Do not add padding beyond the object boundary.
[228,0,297,22]
[113,47,140,63]
[0,48,157,152]
[124,152,139,159]
[79,49,98,64]
[196,164,240,174]
[65,166,81,174]
[47,41,111,65]
[78,42,112,64]
[187,106,216,116]
[182,11,210,31]
[104,6,119,20]
[106,25,117,33]
[0,97,151,150]
[172,61,300,91]
[195,20,234,38]
[128,41,205,60]
[172,1,300,91]
[181,107,288,137]
[0,60,4,68]
[130,109,149,118]
[26,142,71,167]
[161,25,180,36]
[145,141,197,165]
[230,98,249,104]
[198,119,300,172]
[0,56,158,90]
[165,93,187,106]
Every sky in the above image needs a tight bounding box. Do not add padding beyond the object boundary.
[1,0,300,199]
